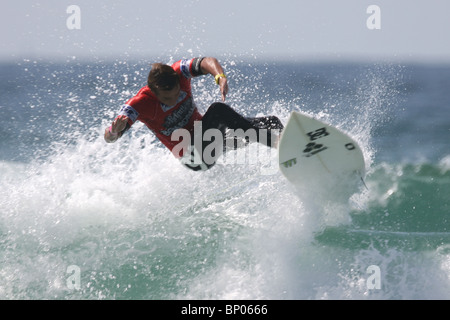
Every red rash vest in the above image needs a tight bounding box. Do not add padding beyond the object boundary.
[115,58,205,157]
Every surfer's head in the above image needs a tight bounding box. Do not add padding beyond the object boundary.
[148,63,181,106]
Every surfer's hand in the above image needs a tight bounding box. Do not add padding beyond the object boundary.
[111,115,128,134]
[105,115,129,143]
[219,77,228,102]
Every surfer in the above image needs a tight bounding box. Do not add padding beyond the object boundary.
[104,57,283,171]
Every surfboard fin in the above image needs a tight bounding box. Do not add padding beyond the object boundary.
[360,176,369,190]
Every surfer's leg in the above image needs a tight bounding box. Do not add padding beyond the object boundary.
[183,103,283,170]
[202,102,283,148]
[245,116,284,148]
[179,144,215,172]
[246,116,284,131]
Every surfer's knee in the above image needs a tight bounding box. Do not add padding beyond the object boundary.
[268,116,284,130]
[207,102,232,116]
[249,115,284,130]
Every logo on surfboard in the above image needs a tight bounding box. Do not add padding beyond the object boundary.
[303,142,328,157]
[281,158,297,168]
[307,127,329,141]
[302,127,329,157]
[281,125,359,168]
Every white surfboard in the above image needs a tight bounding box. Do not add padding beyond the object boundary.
[278,111,365,187]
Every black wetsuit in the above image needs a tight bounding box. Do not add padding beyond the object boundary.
[183,102,284,171]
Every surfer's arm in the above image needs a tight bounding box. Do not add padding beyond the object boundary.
[104,115,129,143]
[200,57,229,102]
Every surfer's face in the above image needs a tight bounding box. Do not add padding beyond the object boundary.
[156,84,181,107]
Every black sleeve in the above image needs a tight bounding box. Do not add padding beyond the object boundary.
[191,57,206,77]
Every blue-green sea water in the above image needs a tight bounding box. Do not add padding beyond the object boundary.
[0,58,449,299]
